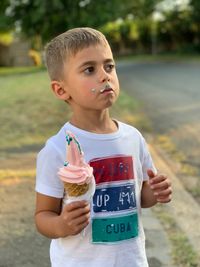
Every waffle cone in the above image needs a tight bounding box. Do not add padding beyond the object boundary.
[64,182,89,197]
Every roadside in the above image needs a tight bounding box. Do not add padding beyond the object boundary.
[0,176,50,267]
[148,142,200,267]
[143,208,174,267]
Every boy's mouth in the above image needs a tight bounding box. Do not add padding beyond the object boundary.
[99,84,113,93]
[91,83,113,94]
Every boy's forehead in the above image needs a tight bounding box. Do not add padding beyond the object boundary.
[70,43,113,63]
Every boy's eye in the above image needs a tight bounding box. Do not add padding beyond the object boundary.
[84,66,94,74]
[105,64,115,72]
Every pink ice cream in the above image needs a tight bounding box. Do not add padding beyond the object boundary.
[58,132,94,186]
[58,132,95,201]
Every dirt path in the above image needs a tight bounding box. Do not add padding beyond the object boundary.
[0,177,50,267]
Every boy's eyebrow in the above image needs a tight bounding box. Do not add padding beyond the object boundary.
[78,59,115,69]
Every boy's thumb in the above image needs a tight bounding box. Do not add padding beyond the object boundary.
[147,169,156,179]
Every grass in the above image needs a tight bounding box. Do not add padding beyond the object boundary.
[0,68,70,151]
[0,66,45,76]
[117,53,200,63]
[0,169,35,181]
[155,134,200,202]
[153,205,199,267]
[156,134,199,177]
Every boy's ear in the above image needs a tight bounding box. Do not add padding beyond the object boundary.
[51,81,70,101]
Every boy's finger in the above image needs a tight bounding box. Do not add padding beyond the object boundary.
[70,205,90,220]
[147,169,156,179]
[65,200,89,211]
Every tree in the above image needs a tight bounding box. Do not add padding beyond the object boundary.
[124,0,163,19]
[188,0,200,50]
[6,0,130,43]
[5,0,164,43]
[0,0,12,32]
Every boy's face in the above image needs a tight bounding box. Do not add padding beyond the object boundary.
[59,43,120,112]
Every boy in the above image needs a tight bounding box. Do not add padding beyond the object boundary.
[35,27,172,267]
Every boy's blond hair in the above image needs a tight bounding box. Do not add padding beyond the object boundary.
[45,27,108,81]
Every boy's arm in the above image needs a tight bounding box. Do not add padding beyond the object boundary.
[35,193,90,238]
[141,169,172,208]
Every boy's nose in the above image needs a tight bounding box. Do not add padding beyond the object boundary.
[99,68,110,83]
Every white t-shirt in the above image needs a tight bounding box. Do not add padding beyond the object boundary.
[35,121,156,267]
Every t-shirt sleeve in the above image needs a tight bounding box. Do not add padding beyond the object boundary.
[35,141,64,198]
[140,136,157,181]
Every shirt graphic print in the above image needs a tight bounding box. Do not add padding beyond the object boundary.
[90,155,139,244]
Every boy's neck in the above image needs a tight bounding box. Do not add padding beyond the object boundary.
[70,110,118,134]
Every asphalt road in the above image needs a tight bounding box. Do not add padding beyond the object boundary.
[117,61,200,174]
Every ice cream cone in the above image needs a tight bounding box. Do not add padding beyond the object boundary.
[64,182,89,197]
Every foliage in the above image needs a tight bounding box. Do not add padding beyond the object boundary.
[1,0,200,55]
[0,32,13,45]
[2,0,162,44]
[189,0,200,23]
[6,0,130,43]
[101,18,153,54]
[188,0,200,51]
[100,22,121,52]
[119,19,140,49]
[0,0,12,32]
[156,4,200,53]
[124,0,162,19]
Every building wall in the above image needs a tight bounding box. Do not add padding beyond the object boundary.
[0,41,34,66]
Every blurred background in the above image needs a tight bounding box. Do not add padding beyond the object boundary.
[0,0,200,65]
[0,0,200,266]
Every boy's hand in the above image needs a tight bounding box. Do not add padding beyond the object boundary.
[147,169,172,203]
[58,200,90,237]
